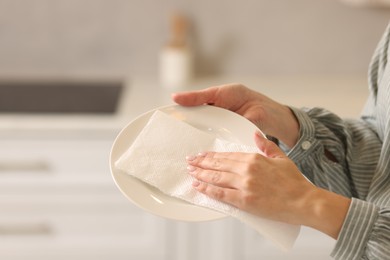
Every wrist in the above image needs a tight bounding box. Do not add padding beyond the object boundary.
[300,187,351,239]
[276,106,300,148]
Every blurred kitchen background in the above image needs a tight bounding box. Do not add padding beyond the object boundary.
[0,0,389,78]
[0,0,389,259]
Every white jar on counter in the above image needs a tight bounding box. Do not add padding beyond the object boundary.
[160,45,193,89]
[159,13,193,90]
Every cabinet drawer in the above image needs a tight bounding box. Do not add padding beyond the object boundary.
[0,213,168,260]
[0,136,171,259]
[0,185,129,214]
[0,185,169,260]
[0,213,164,238]
[0,139,114,182]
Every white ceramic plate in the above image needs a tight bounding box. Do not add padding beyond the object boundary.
[110,104,261,222]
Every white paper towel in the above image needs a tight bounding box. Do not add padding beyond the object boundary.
[115,110,300,250]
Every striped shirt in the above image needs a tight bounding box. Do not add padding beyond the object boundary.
[288,22,390,259]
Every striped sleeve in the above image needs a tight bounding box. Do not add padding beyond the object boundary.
[331,198,379,259]
[287,106,381,199]
[285,22,390,259]
[287,106,389,260]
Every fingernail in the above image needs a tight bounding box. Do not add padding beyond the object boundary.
[192,180,200,187]
[197,152,207,157]
[187,165,196,172]
[186,155,196,161]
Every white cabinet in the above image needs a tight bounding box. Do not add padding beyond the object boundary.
[0,132,169,260]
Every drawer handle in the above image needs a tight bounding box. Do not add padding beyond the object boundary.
[0,223,53,235]
[0,160,51,173]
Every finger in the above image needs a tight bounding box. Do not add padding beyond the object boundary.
[187,152,247,175]
[195,151,262,165]
[254,131,286,159]
[187,166,241,189]
[205,151,253,162]
[192,180,241,207]
[171,86,218,106]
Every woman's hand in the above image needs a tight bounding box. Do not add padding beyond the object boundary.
[187,131,312,225]
[186,132,351,239]
[172,83,299,148]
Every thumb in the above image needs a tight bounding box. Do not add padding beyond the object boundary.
[172,87,218,106]
[254,131,285,159]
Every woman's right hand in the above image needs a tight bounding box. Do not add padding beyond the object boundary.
[172,83,300,148]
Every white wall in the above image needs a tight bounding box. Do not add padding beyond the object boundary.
[0,0,389,77]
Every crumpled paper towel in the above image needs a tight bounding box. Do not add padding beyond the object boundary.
[115,110,300,250]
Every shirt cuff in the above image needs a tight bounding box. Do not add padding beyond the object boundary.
[331,198,379,260]
[286,107,319,162]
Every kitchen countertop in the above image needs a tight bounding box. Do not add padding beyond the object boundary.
[0,75,369,136]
